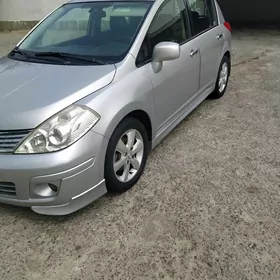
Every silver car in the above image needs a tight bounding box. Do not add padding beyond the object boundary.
[0,0,231,215]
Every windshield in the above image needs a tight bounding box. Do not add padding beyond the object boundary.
[10,1,152,65]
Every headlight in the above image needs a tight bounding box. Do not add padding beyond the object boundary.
[15,105,100,154]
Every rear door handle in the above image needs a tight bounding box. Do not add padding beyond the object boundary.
[190,49,199,57]
[216,33,223,40]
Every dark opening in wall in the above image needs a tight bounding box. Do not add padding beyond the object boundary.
[217,0,280,25]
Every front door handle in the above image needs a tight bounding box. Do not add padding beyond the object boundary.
[216,33,223,40]
[190,49,199,57]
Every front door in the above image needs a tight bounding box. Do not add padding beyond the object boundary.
[139,0,200,135]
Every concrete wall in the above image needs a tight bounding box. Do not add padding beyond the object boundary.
[0,0,280,31]
[0,0,65,31]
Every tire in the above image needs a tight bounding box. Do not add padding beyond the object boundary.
[210,55,231,99]
[105,117,149,193]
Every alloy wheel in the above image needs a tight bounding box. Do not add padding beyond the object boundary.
[113,129,144,183]
[218,62,229,93]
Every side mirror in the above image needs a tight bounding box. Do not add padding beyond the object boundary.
[152,42,180,73]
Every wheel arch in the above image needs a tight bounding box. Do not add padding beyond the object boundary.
[96,103,154,148]
[122,110,152,142]
[221,38,231,75]
[111,109,153,153]
[223,50,231,76]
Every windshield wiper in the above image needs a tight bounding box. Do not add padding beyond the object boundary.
[34,52,107,65]
[10,47,30,60]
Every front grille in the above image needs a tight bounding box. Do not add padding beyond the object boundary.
[0,182,17,198]
[0,129,32,153]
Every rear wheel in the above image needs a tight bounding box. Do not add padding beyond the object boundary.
[210,56,230,99]
[105,117,149,193]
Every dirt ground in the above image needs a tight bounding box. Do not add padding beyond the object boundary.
[0,29,280,280]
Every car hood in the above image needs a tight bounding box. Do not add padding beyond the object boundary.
[0,57,116,129]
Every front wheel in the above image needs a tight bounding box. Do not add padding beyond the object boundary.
[210,56,230,99]
[105,117,149,193]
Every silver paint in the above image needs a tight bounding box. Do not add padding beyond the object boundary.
[0,0,231,215]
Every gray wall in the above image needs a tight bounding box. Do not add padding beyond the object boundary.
[0,0,279,31]
[0,0,65,21]
[217,0,280,23]
[0,0,65,31]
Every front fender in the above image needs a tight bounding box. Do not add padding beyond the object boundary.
[78,66,155,140]
[100,101,153,139]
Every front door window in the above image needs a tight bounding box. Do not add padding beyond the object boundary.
[136,0,190,65]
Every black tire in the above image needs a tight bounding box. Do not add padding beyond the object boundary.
[209,55,231,99]
[105,117,149,193]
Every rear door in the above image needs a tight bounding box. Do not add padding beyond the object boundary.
[186,0,224,90]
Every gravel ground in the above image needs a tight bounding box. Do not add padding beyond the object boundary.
[0,29,280,280]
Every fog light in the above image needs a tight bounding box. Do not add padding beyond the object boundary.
[31,181,60,198]
[48,183,58,192]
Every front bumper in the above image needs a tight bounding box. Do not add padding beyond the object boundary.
[0,130,109,215]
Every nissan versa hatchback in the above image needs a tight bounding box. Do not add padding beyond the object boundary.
[0,0,231,215]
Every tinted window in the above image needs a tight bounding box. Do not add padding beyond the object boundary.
[14,2,151,64]
[137,0,189,65]
[187,0,217,35]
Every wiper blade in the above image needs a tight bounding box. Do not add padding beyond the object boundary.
[35,51,68,57]
[34,52,107,65]
[10,47,30,60]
